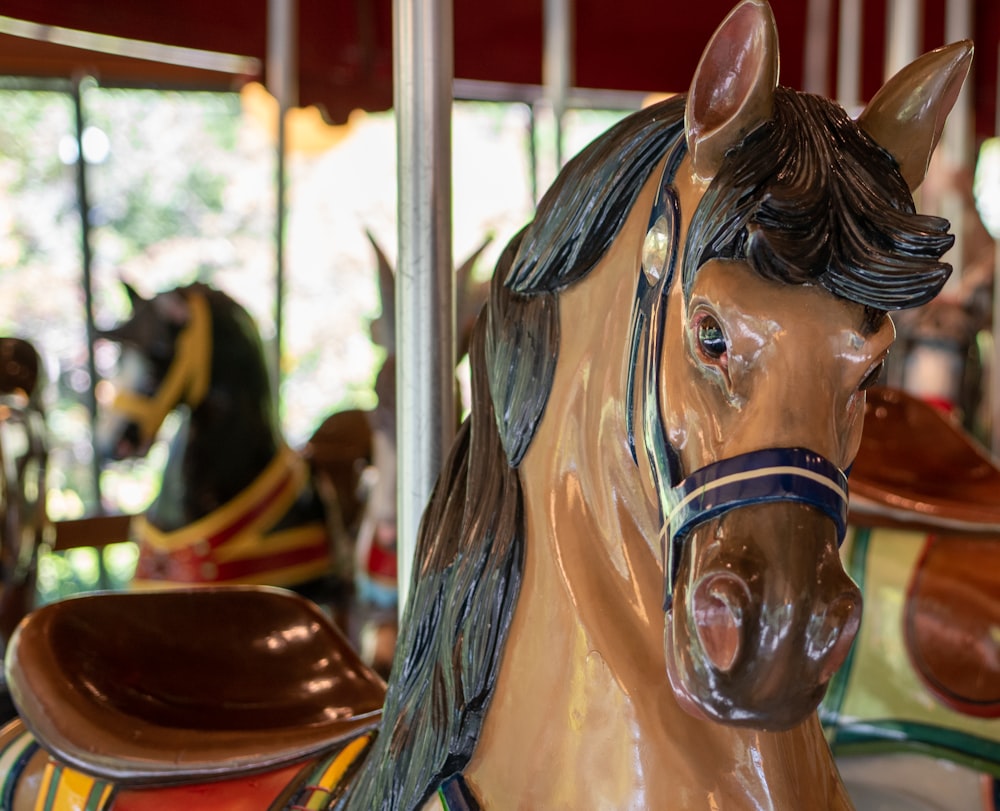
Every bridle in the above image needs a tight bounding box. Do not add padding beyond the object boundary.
[626,137,850,610]
[109,291,212,446]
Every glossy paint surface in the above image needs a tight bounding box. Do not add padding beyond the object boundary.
[0,2,976,808]
[6,587,385,782]
[462,1,970,806]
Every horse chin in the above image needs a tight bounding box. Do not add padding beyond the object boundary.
[664,610,829,730]
[104,423,150,461]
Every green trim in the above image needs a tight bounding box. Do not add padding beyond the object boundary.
[845,525,872,588]
[40,762,62,811]
[832,719,1000,777]
[83,781,112,811]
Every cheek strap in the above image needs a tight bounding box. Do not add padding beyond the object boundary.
[662,446,849,609]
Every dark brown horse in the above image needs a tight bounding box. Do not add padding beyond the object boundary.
[95,282,365,606]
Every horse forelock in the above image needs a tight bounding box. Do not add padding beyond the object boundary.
[683,87,954,313]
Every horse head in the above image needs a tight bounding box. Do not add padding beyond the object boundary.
[649,0,970,729]
[96,281,276,462]
[95,282,213,460]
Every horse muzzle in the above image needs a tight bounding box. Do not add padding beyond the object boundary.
[661,448,862,729]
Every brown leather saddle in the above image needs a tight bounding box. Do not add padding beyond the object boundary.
[850,386,1000,716]
[849,386,1000,531]
[6,586,386,785]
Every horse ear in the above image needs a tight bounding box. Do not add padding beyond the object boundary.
[685,0,779,182]
[456,234,492,303]
[96,279,144,342]
[366,229,396,352]
[121,279,144,312]
[857,41,973,192]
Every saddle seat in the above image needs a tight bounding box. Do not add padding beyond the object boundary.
[5,586,386,785]
[849,387,1000,718]
[849,386,1000,532]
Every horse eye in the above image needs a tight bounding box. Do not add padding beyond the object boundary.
[859,361,885,390]
[696,315,727,360]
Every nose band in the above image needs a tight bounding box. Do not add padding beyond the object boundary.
[663,447,849,609]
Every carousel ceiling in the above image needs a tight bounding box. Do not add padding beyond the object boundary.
[0,0,997,140]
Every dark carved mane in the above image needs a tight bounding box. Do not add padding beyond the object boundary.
[685,87,953,311]
[344,89,955,810]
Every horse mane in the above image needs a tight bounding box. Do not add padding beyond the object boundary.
[344,99,686,810]
[344,87,956,809]
[343,266,525,809]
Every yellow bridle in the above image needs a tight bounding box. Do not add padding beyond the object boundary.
[110,292,212,445]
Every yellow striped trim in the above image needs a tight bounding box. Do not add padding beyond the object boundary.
[212,524,328,565]
[131,556,332,589]
[134,445,307,553]
[300,734,372,810]
[111,291,212,445]
[34,763,113,811]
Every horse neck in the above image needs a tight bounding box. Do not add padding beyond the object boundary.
[152,349,283,529]
[503,209,667,678]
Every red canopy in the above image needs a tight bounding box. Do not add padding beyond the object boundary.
[0,1,996,137]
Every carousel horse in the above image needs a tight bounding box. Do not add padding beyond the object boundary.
[352,229,492,609]
[888,155,995,439]
[0,338,49,722]
[0,2,973,808]
[340,231,491,675]
[95,281,368,604]
[824,385,1000,810]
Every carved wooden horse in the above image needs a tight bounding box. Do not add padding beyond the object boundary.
[353,229,491,610]
[0,2,972,808]
[889,156,995,435]
[95,282,364,603]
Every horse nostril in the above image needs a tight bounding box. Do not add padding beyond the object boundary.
[815,592,862,683]
[691,573,751,673]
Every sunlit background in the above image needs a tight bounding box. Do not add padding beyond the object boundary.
[0,81,627,600]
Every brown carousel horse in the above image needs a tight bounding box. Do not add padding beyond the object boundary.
[0,2,972,808]
[351,229,491,609]
[888,155,995,439]
[310,231,491,674]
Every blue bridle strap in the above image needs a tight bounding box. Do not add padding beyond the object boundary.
[662,447,849,609]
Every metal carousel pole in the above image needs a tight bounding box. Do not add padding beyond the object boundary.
[394,0,455,615]
[267,0,297,419]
